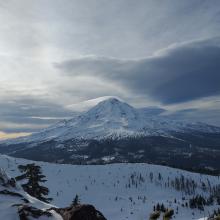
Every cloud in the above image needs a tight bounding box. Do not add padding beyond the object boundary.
[1,0,220,59]
[56,37,220,104]
[0,98,75,132]
[165,108,220,127]
[0,131,31,140]
[66,96,123,112]
[0,0,220,131]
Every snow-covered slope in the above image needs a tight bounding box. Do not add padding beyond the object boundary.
[2,98,220,144]
[0,154,219,220]
[0,167,62,220]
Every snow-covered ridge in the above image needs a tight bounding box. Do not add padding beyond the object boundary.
[2,97,220,144]
[0,165,62,220]
[0,154,218,220]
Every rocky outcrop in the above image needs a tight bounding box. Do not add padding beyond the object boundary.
[52,204,107,220]
[17,205,52,220]
[17,203,108,220]
[0,168,16,187]
[0,168,107,220]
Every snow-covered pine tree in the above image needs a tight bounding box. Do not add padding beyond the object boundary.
[16,163,52,203]
[72,194,80,206]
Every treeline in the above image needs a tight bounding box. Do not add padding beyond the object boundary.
[125,170,220,217]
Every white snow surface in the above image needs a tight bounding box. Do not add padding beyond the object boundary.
[2,98,220,144]
[0,167,62,220]
[0,154,219,220]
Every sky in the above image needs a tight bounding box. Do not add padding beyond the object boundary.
[0,0,220,138]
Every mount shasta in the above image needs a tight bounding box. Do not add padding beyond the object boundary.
[1,98,220,172]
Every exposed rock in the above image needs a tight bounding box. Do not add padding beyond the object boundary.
[149,211,160,219]
[0,189,23,197]
[0,168,16,187]
[17,205,52,220]
[52,204,107,220]
[163,208,174,218]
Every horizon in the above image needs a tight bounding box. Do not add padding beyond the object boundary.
[0,0,220,138]
[1,96,220,141]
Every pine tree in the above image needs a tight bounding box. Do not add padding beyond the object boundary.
[16,163,52,203]
[72,194,80,206]
[156,203,160,211]
[160,203,165,212]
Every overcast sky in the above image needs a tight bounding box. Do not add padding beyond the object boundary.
[0,0,220,138]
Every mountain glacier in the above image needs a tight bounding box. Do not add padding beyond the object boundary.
[2,98,220,144]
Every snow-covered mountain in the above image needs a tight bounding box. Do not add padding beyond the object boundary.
[0,154,218,220]
[2,98,220,144]
[0,98,220,171]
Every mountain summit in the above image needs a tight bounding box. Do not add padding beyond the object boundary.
[81,98,141,129]
[86,98,138,119]
[1,97,220,144]
[1,97,220,169]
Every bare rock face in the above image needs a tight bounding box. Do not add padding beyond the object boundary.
[0,168,16,187]
[53,204,107,220]
[17,205,52,220]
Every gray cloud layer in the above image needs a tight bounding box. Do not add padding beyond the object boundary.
[0,98,75,132]
[56,37,220,104]
[1,0,220,59]
[0,0,220,133]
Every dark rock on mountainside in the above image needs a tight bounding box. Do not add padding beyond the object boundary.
[17,205,52,220]
[52,204,107,220]
[0,168,107,220]
[17,204,108,220]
